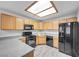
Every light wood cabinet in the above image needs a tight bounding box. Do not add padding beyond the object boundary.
[59,17,77,24]
[30,20,39,30]
[43,22,52,30]
[33,21,39,30]
[24,19,30,24]
[53,36,59,48]
[44,21,59,30]
[36,36,46,45]
[22,50,34,57]
[44,22,53,30]
[52,20,59,30]
[66,17,77,22]
[59,19,67,24]
[0,13,1,29]
[24,19,40,30]
[38,22,44,30]
[16,18,24,30]
[20,37,26,43]
[1,14,16,30]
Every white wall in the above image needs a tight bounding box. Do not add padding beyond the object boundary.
[77,9,79,22]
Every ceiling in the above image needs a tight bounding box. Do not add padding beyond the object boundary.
[0,1,79,21]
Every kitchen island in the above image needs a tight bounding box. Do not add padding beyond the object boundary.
[0,30,34,57]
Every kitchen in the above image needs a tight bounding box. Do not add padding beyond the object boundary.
[0,1,79,57]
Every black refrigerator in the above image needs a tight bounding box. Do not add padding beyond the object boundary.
[59,22,79,57]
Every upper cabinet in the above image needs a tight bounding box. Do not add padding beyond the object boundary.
[43,22,53,30]
[59,19,67,24]
[0,13,77,30]
[24,19,40,30]
[66,17,77,22]
[52,20,59,30]
[24,19,31,25]
[1,14,16,30]
[16,18,24,30]
[38,21,44,30]
[59,17,77,24]
[0,13,1,30]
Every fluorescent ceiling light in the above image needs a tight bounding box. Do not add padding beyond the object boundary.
[27,1,52,14]
[37,7,56,17]
[25,1,58,17]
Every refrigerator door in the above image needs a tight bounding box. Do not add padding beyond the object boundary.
[59,24,65,53]
[72,22,79,56]
[65,23,72,56]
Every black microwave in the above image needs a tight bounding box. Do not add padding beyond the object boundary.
[24,25,34,30]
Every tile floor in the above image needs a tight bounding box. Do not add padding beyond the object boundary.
[34,45,71,57]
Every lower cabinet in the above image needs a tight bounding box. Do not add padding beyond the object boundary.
[36,36,46,45]
[53,36,59,48]
[20,37,27,43]
[22,50,34,57]
[20,36,59,49]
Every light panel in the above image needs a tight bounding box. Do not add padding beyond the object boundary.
[27,1,52,14]
[25,1,58,17]
[37,7,56,17]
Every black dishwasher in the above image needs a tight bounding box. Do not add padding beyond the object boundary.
[46,36,53,47]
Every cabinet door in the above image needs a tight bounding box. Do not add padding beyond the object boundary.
[1,14,16,30]
[66,17,77,22]
[52,20,59,30]
[44,22,53,30]
[38,22,44,30]
[43,22,49,30]
[0,13,1,29]
[53,36,59,48]
[30,20,39,30]
[16,18,24,30]
[59,19,67,24]
[36,36,46,45]
[48,22,53,29]
[24,19,31,25]
[20,37,26,43]
[34,21,39,30]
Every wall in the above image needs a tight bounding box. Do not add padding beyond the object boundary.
[77,9,79,22]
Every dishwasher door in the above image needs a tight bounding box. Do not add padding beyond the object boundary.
[46,36,53,47]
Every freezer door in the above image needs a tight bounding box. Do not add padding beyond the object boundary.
[59,24,65,53]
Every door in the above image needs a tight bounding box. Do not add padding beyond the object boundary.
[59,23,65,53]
[65,23,72,55]
[72,22,79,56]
[1,14,16,30]
[46,36,53,47]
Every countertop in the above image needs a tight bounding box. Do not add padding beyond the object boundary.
[0,30,22,38]
[32,30,58,36]
[0,30,58,37]
[0,36,34,57]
